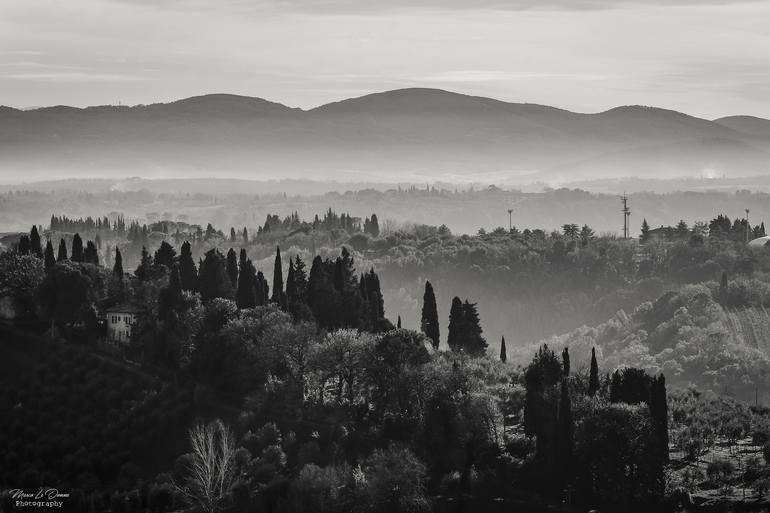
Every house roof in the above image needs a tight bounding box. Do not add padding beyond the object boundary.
[749,236,770,247]
[104,304,141,314]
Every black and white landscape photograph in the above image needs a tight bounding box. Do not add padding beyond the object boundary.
[2,0,770,511]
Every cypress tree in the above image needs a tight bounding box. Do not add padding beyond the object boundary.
[271,246,284,305]
[500,336,507,363]
[293,255,307,303]
[57,238,68,262]
[236,258,256,309]
[17,235,30,255]
[84,240,99,265]
[556,380,574,486]
[562,347,570,376]
[255,270,269,305]
[333,257,345,293]
[154,241,177,270]
[365,268,384,321]
[650,375,669,463]
[44,240,55,269]
[135,246,153,281]
[447,297,464,352]
[285,259,296,305]
[640,218,651,242]
[461,300,487,356]
[609,370,622,403]
[421,281,440,350]
[179,241,198,291]
[159,265,183,322]
[523,344,563,447]
[397,315,402,328]
[242,227,249,242]
[30,225,43,257]
[230,227,236,242]
[71,233,84,262]
[588,347,600,396]
[113,248,124,278]
[226,248,238,287]
[198,248,232,301]
[307,255,325,318]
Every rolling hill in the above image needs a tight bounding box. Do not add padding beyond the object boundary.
[1,88,769,183]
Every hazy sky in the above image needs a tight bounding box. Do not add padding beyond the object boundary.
[1,0,769,118]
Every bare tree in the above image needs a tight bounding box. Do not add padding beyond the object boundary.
[380,218,398,237]
[176,419,237,513]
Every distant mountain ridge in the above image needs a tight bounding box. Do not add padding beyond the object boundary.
[1,88,769,182]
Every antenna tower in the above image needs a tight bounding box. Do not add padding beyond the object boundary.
[621,194,631,239]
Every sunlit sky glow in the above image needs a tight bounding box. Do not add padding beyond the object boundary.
[1,0,769,118]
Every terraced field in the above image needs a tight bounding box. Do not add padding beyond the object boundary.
[725,306,770,355]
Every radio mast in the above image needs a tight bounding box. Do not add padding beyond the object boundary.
[621,194,631,239]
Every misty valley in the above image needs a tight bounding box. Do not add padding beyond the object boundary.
[4,0,770,508]
[3,186,770,513]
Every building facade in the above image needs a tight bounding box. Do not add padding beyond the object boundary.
[105,305,138,344]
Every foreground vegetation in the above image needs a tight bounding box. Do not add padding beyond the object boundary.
[3,209,770,512]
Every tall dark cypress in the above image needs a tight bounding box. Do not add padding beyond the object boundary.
[113,248,124,278]
[57,238,68,262]
[71,233,84,262]
[293,255,307,303]
[650,375,669,463]
[230,227,236,242]
[307,256,324,314]
[179,241,198,291]
[500,336,507,363]
[135,246,153,281]
[255,271,269,305]
[365,268,384,320]
[562,347,570,376]
[285,259,298,305]
[236,258,256,309]
[17,235,31,255]
[421,281,440,350]
[226,248,238,287]
[609,370,621,403]
[159,265,183,322]
[84,241,99,265]
[397,315,402,328]
[271,246,284,305]
[588,347,600,396]
[447,296,464,352]
[154,241,177,270]
[461,300,487,356]
[556,380,574,486]
[44,240,56,269]
[30,225,43,257]
[198,248,232,301]
[242,227,249,242]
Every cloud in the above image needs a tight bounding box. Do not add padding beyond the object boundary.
[107,0,767,14]
[3,72,150,83]
[420,70,609,83]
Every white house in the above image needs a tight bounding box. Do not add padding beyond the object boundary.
[104,305,139,344]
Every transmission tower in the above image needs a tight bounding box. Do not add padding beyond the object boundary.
[621,194,631,239]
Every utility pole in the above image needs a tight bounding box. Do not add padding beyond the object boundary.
[621,194,631,239]
[746,208,751,243]
[507,209,513,232]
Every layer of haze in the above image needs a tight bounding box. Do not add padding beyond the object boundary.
[1,0,769,119]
